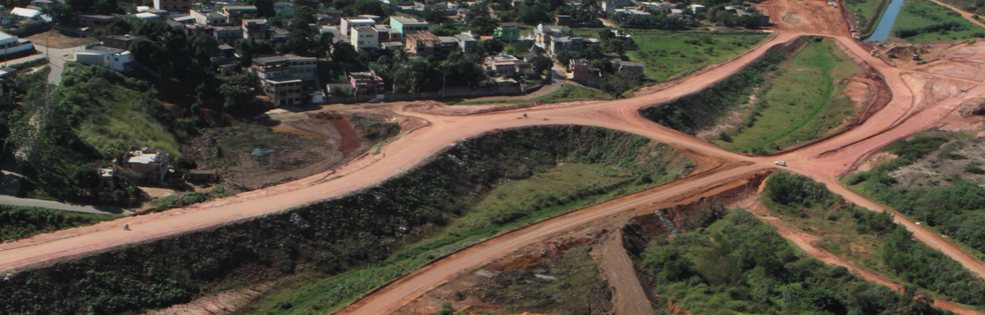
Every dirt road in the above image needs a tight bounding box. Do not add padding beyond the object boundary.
[595,231,655,315]
[2,22,985,315]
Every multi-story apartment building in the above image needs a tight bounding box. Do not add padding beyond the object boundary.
[191,9,226,25]
[252,54,317,106]
[222,5,257,25]
[214,26,243,45]
[242,19,270,40]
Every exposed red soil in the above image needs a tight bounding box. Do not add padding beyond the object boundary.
[309,112,360,155]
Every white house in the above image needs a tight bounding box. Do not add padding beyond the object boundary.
[70,45,134,72]
[10,7,41,19]
[350,26,378,51]
[0,32,35,57]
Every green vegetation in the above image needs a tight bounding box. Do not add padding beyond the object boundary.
[712,41,862,154]
[892,0,985,42]
[0,126,690,314]
[845,0,890,36]
[640,47,786,136]
[3,64,189,203]
[644,208,953,315]
[150,186,241,212]
[242,135,689,314]
[473,247,606,314]
[938,0,985,15]
[847,135,985,264]
[570,29,769,82]
[453,84,612,105]
[767,171,985,306]
[0,205,123,241]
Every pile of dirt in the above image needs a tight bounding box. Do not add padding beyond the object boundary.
[183,112,400,190]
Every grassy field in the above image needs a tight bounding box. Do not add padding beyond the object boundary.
[569,29,769,82]
[937,0,985,15]
[452,83,612,105]
[711,40,861,154]
[76,85,182,158]
[891,0,985,42]
[0,205,123,241]
[239,162,687,314]
[844,0,890,35]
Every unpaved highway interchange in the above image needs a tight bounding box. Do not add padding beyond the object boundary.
[3,3,985,314]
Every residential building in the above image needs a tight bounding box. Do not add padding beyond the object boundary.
[171,14,197,24]
[0,32,35,58]
[214,26,243,45]
[29,0,63,10]
[252,54,317,106]
[262,78,303,106]
[274,2,294,17]
[689,4,707,13]
[320,26,343,41]
[533,24,569,48]
[601,0,631,16]
[484,54,535,77]
[351,26,379,51]
[548,36,584,55]
[10,7,41,20]
[102,34,138,50]
[242,19,270,40]
[153,0,191,12]
[316,10,342,25]
[453,33,477,53]
[569,58,601,87]
[372,25,399,42]
[70,45,134,72]
[493,22,520,42]
[183,23,214,37]
[341,17,376,36]
[222,5,257,25]
[77,15,116,28]
[380,41,404,50]
[556,15,575,26]
[348,71,385,95]
[122,147,171,184]
[389,16,429,35]
[191,9,226,25]
[96,164,115,192]
[405,31,441,56]
[616,60,644,74]
[135,12,161,19]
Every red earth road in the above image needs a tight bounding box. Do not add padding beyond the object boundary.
[1,29,985,315]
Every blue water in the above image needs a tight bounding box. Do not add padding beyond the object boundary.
[866,0,905,42]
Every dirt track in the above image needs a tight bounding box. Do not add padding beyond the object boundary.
[4,5,985,314]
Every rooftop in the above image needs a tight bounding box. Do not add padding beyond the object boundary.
[126,149,169,165]
[350,71,382,80]
[391,16,427,24]
[223,4,257,10]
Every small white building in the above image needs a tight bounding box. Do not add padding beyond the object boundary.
[0,32,35,57]
[350,26,378,51]
[70,45,134,72]
[10,7,42,20]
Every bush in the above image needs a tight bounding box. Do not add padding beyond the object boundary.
[964,165,985,174]
[763,171,838,210]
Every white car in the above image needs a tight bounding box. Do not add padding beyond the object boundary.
[775,161,787,166]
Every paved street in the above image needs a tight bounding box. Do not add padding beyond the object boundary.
[4,44,87,85]
[0,195,130,215]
